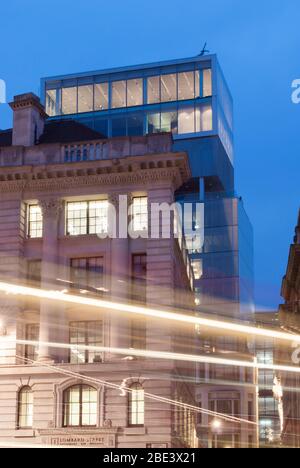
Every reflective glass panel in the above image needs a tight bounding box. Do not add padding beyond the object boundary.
[78,85,93,113]
[178,108,195,134]
[127,78,143,106]
[147,76,160,104]
[161,74,177,102]
[62,86,77,115]
[112,80,126,108]
[203,69,212,97]
[94,83,109,111]
[178,71,195,100]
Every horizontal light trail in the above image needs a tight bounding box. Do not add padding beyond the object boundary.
[15,339,300,375]
[17,354,256,427]
[0,281,299,344]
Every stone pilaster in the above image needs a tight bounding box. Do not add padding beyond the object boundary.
[38,198,64,362]
[108,194,130,356]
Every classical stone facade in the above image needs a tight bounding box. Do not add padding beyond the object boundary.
[276,210,300,447]
[0,94,197,448]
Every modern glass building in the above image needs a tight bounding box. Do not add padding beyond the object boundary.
[41,54,253,318]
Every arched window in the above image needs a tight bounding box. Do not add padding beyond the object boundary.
[129,383,144,426]
[63,385,97,427]
[18,386,33,429]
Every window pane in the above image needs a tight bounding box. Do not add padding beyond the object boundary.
[161,111,177,134]
[78,85,93,113]
[201,105,213,131]
[132,197,148,232]
[46,89,60,116]
[28,205,43,238]
[195,70,200,98]
[178,108,195,134]
[203,69,212,97]
[127,79,143,107]
[127,114,144,136]
[161,74,177,102]
[94,83,109,111]
[67,202,88,236]
[111,117,127,137]
[147,113,161,134]
[129,384,144,426]
[147,76,160,104]
[18,387,33,428]
[178,71,195,100]
[112,80,126,108]
[62,87,77,115]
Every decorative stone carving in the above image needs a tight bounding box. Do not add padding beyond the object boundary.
[39,199,63,218]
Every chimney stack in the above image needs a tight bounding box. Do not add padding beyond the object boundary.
[9,93,47,147]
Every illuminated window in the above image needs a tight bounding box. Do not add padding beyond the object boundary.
[94,82,109,111]
[178,71,195,100]
[129,383,144,426]
[63,385,97,427]
[25,324,39,362]
[161,73,177,102]
[111,80,126,108]
[203,69,212,97]
[132,197,148,232]
[127,79,143,107]
[201,105,213,131]
[62,86,77,115]
[18,386,33,428]
[178,108,196,134]
[78,85,93,113]
[70,257,104,293]
[147,76,160,104]
[161,110,177,133]
[69,321,103,364]
[66,200,108,236]
[27,205,43,238]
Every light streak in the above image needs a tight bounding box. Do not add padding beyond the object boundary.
[13,339,300,375]
[0,281,299,344]
[16,354,257,427]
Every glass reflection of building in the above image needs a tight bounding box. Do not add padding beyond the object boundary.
[41,55,256,447]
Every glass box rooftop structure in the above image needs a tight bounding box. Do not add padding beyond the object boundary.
[41,54,253,317]
[41,55,234,190]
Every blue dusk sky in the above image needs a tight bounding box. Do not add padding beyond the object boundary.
[0,0,299,311]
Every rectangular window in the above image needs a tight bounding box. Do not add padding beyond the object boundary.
[178,108,196,134]
[66,200,108,236]
[191,259,203,280]
[147,76,160,104]
[132,197,148,232]
[203,69,212,97]
[27,205,43,238]
[161,110,177,133]
[69,321,103,364]
[94,82,109,111]
[70,257,104,293]
[78,85,93,113]
[25,324,39,362]
[127,79,143,107]
[62,86,77,115]
[111,80,126,109]
[161,73,177,102]
[201,105,213,131]
[178,71,195,101]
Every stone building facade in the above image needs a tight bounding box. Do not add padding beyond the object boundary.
[276,210,300,447]
[0,93,197,448]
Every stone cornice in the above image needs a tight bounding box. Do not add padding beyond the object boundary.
[0,153,191,193]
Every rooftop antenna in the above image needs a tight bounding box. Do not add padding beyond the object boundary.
[198,42,210,56]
